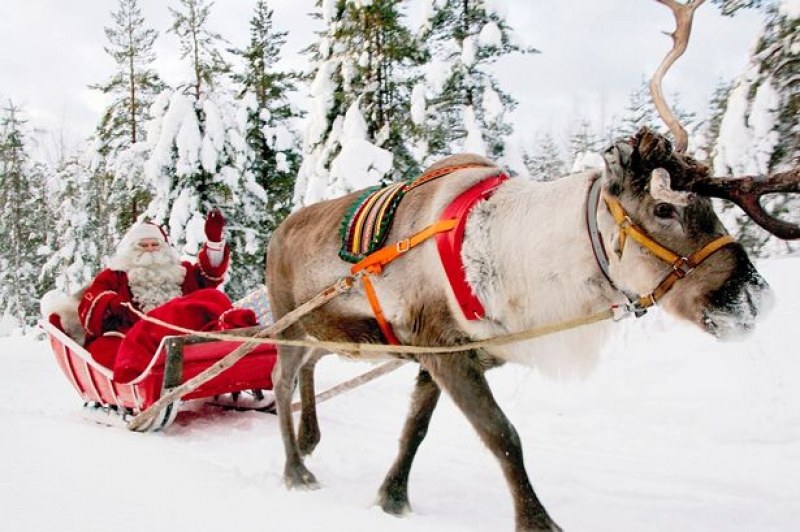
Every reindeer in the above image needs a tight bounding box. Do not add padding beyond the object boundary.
[265,2,800,530]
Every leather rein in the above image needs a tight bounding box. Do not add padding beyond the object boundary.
[586,174,738,316]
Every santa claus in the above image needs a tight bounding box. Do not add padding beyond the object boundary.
[78,210,245,370]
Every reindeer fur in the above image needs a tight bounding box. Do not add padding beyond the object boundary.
[265,129,771,532]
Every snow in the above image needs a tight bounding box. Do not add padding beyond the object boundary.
[781,0,800,19]
[481,86,503,123]
[571,150,605,173]
[422,58,452,96]
[328,101,394,193]
[713,66,780,176]
[461,36,477,67]
[321,0,338,24]
[478,21,503,48]
[462,106,486,155]
[5,256,799,531]
[410,82,427,127]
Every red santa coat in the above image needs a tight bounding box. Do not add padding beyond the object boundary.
[113,288,257,382]
[78,245,230,367]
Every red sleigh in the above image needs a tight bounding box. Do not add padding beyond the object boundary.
[40,287,278,432]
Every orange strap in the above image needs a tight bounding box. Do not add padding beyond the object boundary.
[351,219,458,345]
[351,219,457,275]
[360,275,401,345]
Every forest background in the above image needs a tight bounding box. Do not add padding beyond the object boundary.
[0,0,797,330]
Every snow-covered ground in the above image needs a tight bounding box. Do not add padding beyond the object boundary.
[2,256,799,532]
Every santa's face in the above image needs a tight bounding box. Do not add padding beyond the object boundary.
[117,237,185,312]
[136,238,162,253]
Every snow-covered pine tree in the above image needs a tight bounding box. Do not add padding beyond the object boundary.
[713,1,799,256]
[292,0,421,207]
[89,0,165,263]
[694,78,734,165]
[614,78,697,147]
[524,132,566,181]
[615,78,660,139]
[567,119,604,172]
[145,0,267,299]
[712,0,765,16]
[229,0,302,237]
[418,0,536,164]
[169,0,230,101]
[40,156,99,294]
[0,102,51,327]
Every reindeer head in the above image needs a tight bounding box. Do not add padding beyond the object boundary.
[600,127,778,340]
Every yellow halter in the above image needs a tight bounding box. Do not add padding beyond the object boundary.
[603,195,738,311]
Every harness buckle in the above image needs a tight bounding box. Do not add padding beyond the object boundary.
[611,300,650,321]
[672,257,693,278]
[396,239,411,254]
[611,304,632,321]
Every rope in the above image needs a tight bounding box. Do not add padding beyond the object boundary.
[125,277,616,431]
[126,276,355,431]
[124,302,615,356]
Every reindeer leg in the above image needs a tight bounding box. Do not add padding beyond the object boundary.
[274,345,319,490]
[297,349,325,456]
[377,366,441,516]
[421,354,562,532]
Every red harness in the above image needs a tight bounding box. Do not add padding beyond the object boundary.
[435,173,510,320]
[350,173,509,343]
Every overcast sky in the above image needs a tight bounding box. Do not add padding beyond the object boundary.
[0,0,763,156]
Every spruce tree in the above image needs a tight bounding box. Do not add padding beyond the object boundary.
[145,0,267,299]
[713,3,799,256]
[170,0,230,100]
[293,0,422,207]
[91,0,165,259]
[229,0,302,237]
[419,0,536,162]
[41,156,100,294]
[694,78,733,165]
[0,102,51,327]
[567,119,603,172]
[712,0,765,16]
[615,78,660,139]
[524,132,566,182]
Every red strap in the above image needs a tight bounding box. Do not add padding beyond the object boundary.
[436,174,510,320]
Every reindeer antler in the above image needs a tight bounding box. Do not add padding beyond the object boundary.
[691,169,800,239]
[649,0,706,153]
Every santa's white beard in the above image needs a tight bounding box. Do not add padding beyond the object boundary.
[113,246,186,312]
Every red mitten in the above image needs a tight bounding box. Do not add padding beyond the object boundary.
[204,209,226,242]
[218,308,258,330]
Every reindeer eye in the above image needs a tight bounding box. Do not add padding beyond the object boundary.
[654,203,676,219]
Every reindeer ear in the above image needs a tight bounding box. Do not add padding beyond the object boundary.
[602,142,633,194]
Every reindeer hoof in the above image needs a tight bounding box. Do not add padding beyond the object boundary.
[377,487,411,516]
[516,515,563,532]
[283,464,320,490]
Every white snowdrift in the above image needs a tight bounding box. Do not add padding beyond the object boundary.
[2,256,799,532]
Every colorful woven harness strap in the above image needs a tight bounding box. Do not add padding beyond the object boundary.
[345,163,502,344]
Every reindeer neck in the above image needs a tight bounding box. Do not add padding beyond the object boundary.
[460,172,623,331]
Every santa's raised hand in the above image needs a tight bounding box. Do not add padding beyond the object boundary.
[204,209,226,242]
